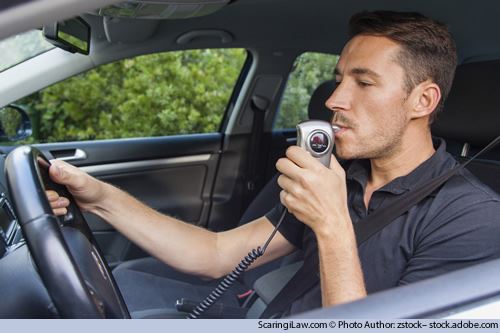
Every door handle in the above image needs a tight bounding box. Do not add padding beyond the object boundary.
[51,148,87,162]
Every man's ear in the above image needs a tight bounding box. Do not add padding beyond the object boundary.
[410,80,441,119]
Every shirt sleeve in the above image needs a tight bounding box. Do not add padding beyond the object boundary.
[265,203,305,249]
[398,198,500,286]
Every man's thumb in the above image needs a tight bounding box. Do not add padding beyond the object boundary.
[49,160,74,185]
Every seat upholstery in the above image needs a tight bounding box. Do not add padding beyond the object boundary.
[432,60,500,147]
[432,60,500,193]
[307,80,335,122]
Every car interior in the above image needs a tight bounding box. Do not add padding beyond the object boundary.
[0,0,499,319]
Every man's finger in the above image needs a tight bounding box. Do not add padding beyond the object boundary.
[276,156,303,180]
[286,146,323,170]
[329,155,347,177]
[277,174,295,192]
[329,154,342,170]
[50,197,69,209]
[46,190,59,202]
[49,160,86,189]
[279,190,289,209]
[52,208,67,216]
[279,189,299,214]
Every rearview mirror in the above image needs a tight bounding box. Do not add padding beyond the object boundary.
[43,17,90,55]
[0,105,32,142]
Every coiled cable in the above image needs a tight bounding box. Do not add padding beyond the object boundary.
[187,207,288,319]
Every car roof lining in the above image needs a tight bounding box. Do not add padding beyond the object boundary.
[3,0,500,65]
[77,0,500,65]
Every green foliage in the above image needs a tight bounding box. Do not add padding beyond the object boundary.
[275,52,338,129]
[12,49,338,143]
[0,107,22,139]
[17,49,246,143]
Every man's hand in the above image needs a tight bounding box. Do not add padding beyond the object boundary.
[275,146,350,236]
[46,160,106,215]
[277,146,366,307]
[46,189,69,216]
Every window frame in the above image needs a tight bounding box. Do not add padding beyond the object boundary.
[9,47,250,144]
[273,51,339,130]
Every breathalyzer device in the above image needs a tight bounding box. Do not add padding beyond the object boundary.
[296,120,339,167]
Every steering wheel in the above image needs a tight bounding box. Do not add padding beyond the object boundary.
[5,146,130,318]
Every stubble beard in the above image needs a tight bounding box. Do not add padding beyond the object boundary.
[334,111,408,161]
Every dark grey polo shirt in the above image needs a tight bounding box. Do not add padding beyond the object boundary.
[265,138,500,315]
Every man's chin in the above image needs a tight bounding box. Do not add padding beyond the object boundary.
[334,145,368,161]
[334,147,356,160]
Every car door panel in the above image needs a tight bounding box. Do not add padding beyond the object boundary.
[23,133,223,268]
[34,133,221,166]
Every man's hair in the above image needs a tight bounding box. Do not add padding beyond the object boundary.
[349,11,457,122]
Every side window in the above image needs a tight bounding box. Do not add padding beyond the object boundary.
[0,30,54,73]
[274,52,338,129]
[16,48,247,143]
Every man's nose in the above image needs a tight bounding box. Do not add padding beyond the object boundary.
[325,81,350,112]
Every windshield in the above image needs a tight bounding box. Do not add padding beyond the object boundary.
[0,30,54,73]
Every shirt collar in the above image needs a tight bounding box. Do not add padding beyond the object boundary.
[346,138,458,195]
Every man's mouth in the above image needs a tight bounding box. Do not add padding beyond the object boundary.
[331,113,353,135]
[332,123,350,137]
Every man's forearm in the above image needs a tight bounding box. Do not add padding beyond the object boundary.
[316,219,367,307]
[88,181,221,279]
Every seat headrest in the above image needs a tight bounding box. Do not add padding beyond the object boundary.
[308,80,335,121]
[432,60,500,147]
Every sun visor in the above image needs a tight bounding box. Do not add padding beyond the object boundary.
[103,16,160,43]
[97,0,231,19]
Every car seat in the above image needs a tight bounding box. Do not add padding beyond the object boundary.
[432,60,500,194]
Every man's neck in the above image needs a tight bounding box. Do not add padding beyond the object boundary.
[363,130,435,209]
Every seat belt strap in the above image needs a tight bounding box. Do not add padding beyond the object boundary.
[260,136,500,319]
[259,254,318,318]
[246,95,269,195]
[356,135,500,244]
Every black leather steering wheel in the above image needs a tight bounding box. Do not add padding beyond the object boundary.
[5,146,130,318]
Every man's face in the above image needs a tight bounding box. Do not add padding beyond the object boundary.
[327,35,412,160]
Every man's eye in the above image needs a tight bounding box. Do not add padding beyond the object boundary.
[358,81,373,87]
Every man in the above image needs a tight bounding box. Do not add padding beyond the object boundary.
[48,11,500,317]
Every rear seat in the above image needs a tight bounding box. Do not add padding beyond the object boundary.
[432,60,500,193]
